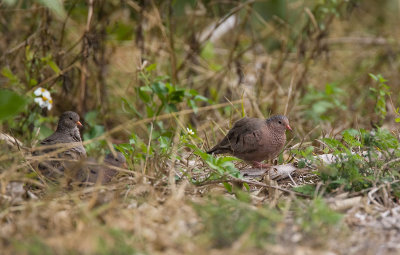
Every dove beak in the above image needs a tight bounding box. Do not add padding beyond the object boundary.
[286,124,292,131]
[76,121,83,127]
[123,162,128,168]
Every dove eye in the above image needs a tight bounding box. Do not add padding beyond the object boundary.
[69,117,73,120]
[115,158,119,162]
[278,120,282,124]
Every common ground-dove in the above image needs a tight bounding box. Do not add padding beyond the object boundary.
[35,111,87,178]
[207,115,292,168]
[77,152,127,184]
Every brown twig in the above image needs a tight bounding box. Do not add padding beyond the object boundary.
[78,0,94,114]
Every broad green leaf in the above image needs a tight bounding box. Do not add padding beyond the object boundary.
[152,82,167,102]
[170,90,185,103]
[152,81,168,94]
[138,86,151,103]
[0,90,27,121]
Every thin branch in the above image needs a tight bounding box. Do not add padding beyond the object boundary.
[381,158,400,171]
[78,0,94,114]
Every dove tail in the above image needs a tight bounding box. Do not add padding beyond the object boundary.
[207,146,230,155]
[206,148,217,154]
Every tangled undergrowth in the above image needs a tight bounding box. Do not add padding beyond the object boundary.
[1,0,400,254]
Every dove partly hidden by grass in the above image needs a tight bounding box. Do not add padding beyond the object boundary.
[34,111,87,179]
[77,152,127,184]
[207,115,292,168]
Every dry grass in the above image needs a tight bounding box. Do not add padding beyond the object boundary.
[1,0,400,254]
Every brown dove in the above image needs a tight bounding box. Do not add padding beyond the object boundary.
[207,115,292,168]
[77,152,127,184]
[35,111,87,178]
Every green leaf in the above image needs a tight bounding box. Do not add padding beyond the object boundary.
[368,73,378,81]
[223,182,233,193]
[342,130,362,147]
[122,98,142,118]
[217,156,238,164]
[293,184,316,196]
[138,86,152,103]
[47,60,61,75]
[297,160,306,168]
[145,63,157,72]
[1,67,20,85]
[146,105,155,117]
[25,45,34,61]
[170,90,185,103]
[194,95,209,102]
[188,99,198,113]
[152,81,168,94]
[29,78,38,86]
[158,136,170,149]
[311,101,334,115]
[165,103,178,113]
[322,137,349,154]
[84,111,98,126]
[325,83,334,95]
[152,82,168,102]
[38,125,53,140]
[0,90,27,121]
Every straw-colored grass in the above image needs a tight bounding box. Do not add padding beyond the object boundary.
[1,1,400,254]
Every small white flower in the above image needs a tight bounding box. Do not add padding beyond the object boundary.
[34,97,45,108]
[34,87,46,96]
[33,87,53,110]
[46,99,53,110]
[186,128,194,135]
[42,90,51,100]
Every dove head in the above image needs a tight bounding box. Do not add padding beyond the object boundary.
[104,152,127,168]
[266,115,292,133]
[57,111,82,131]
